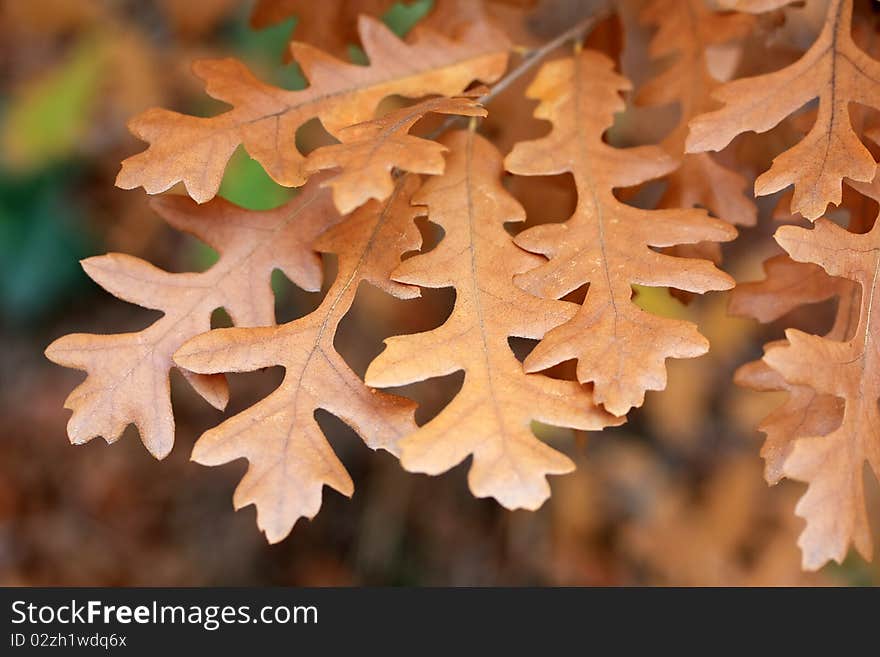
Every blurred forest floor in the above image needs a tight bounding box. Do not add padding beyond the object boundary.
[1,0,878,586]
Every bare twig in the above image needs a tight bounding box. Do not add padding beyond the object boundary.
[425,8,610,140]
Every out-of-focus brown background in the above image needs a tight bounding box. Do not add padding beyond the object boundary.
[1,0,878,586]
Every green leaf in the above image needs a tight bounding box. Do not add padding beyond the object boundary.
[1,36,106,172]
[217,146,297,211]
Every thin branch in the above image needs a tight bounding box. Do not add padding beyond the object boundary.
[425,7,611,140]
[482,11,610,105]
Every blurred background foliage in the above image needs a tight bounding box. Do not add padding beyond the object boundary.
[0,0,878,586]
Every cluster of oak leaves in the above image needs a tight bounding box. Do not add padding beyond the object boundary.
[43,0,880,573]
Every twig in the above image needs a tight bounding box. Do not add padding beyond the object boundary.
[425,8,610,140]
[481,11,609,105]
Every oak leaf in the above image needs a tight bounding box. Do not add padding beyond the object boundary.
[729,253,846,323]
[116,16,509,204]
[365,130,618,510]
[687,0,880,220]
[735,350,845,485]
[732,171,876,565]
[731,251,852,485]
[761,217,880,568]
[304,94,486,214]
[504,50,736,416]
[173,175,423,542]
[639,0,756,228]
[44,177,340,458]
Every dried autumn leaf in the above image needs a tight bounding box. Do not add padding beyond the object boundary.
[731,251,853,486]
[687,0,880,220]
[44,178,340,458]
[116,16,509,203]
[365,130,618,510]
[731,208,860,486]
[735,350,845,485]
[639,0,756,228]
[304,94,486,214]
[729,253,846,323]
[173,175,422,542]
[762,217,880,568]
[504,50,736,416]
[733,174,872,496]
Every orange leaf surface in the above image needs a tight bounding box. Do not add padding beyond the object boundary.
[729,253,846,323]
[733,174,874,566]
[504,49,736,416]
[116,16,509,203]
[366,130,619,510]
[762,218,880,568]
[639,0,756,227]
[305,94,486,214]
[45,178,340,458]
[735,351,845,485]
[173,175,423,542]
[687,0,880,220]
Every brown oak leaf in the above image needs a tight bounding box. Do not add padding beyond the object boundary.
[304,94,486,214]
[504,49,736,416]
[45,177,340,458]
[687,0,880,221]
[763,217,880,568]
[729,253,846,323]
[365,130,619,510]
[639,0,756,228]
[173,175,423,542]
[116,16,509,204]
[735,350,845,485]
